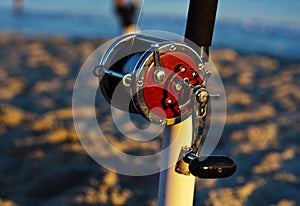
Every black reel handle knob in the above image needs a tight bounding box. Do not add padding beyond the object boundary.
[188,156,236,179]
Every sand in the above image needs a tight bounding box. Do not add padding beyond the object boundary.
[0,33,299,206]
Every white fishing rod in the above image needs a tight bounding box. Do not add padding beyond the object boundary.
[92,1,236,205]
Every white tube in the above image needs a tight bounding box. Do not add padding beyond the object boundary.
[157,116,195,206]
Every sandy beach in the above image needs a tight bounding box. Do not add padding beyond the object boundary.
[0,33,299,206]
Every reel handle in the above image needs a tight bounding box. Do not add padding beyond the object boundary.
[188,156,236,179]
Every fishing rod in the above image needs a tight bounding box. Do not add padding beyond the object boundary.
[92,0,236,205]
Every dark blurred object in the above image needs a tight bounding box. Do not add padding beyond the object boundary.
[13,0,24,13]
[114,0,140,34]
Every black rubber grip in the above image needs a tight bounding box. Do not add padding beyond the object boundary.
[189,156,236,179]
[185,0,219,47]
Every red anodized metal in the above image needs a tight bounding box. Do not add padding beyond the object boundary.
[143,51,203,119]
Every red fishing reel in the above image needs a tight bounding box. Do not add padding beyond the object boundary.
[93,32,236,178]
[95,33,204,126]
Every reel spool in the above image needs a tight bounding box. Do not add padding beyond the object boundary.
[94,33,204,126]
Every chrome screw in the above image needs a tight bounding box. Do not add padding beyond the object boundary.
[153,69,166,83]
[180,67,186,73]
[167,98,173,104]
[174,81,183,91]
[192,72,198,78]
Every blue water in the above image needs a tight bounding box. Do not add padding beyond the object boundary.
[0,0,299,61]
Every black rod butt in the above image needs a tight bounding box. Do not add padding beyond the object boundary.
[185,0,219,48]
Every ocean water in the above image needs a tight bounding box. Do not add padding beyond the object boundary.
[0,0,299,61]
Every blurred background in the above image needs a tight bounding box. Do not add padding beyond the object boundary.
[0,0,300,60]
[0,0,299,206]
